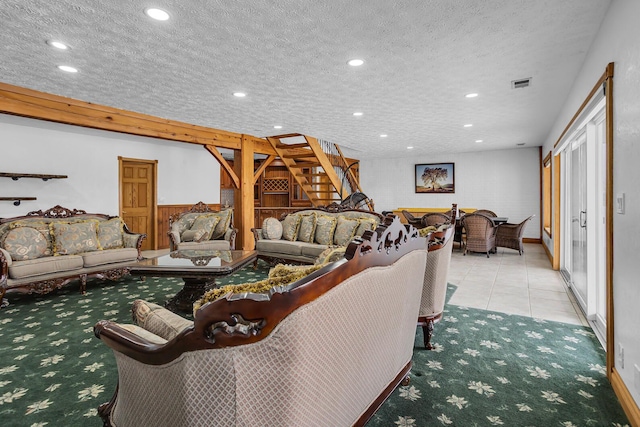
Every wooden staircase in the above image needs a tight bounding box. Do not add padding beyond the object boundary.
[265,134,372,209]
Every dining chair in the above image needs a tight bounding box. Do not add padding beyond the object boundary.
[461,213,498,257]
[475,209,497,217]
[496,215,534,255]
[421,212,451,227]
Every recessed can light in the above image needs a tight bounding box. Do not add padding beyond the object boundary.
[57,65,78,73]
[464,124,473,127]
[233,92,246,98]
[353,112,363,116]
[47,40,69,50]
[145,8,170,21]
[347,59,364,66]
[407,146,414,150]
[475,140,483,143]
[465,93,478,98]
[380,134,388,138]
[273,125,283,129]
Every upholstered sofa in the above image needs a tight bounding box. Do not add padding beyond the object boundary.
[94,215,427,427]
[251,206,384,265]
[168,202,236,251]
[0,205,146,307]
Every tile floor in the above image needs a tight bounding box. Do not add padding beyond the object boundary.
[447,243,588,326]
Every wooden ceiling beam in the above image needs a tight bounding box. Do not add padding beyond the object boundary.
[205,145,240,189]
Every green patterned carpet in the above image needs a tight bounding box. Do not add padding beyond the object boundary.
[0,263,629,427]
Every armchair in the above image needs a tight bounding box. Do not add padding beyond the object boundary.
[168,202,237,251]
[496,215,534,255]
[401,210,423,227]
[421,212,451,227]
[462,213,498,257]
[417,225,454,349]
[475,209,497,217]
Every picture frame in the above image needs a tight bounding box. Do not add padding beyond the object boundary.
[415,163,455,193]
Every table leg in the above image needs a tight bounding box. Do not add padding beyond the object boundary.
[165,278,216,313]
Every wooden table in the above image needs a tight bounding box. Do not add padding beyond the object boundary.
[131,249,257,312]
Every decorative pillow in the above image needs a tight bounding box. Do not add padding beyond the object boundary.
[297,213,317,243]
[185,215,221,242]
[175,215,197,235]
[97,218,124,249]
[180,228,209,242]
[193,263,326,315]
[314,215,337,245]
[2,227,49,261]
[315,246,347,264]
[132,299,193,341]
[262,217,283,240]
[333,216,360,246]
[10,221,53,256]
[51,221,101,255]
[419,226,437,237]
[281,214,302,242]
[211,209,233,240]
[355,218,377,237]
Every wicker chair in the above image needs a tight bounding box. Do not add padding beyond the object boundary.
[417,225,454,349]
[475,209,497,217]
[461,213,498,257]
[421,212,451,227]
[496,215,534,255]
[401,210,423,227]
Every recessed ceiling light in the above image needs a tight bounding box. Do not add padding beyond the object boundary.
[273,125,283,129]
[464,124,473,127]
[465,93,478,98]
[47,40,68,50]
[353,112,363,116]
[145,8,170,21]
[347,59,364,67]
[475,140,483,143]
[233,92,246,98]
[407,146,414,150]
[380,134,387,138]
[57,65,78,73]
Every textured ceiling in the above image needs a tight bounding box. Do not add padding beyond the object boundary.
[0,1,611,159]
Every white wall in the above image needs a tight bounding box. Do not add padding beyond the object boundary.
[360,147,540,239]
[0,114,221,218]
[541,0,640,406]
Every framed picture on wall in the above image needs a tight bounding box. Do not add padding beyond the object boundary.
[415,163,455,193]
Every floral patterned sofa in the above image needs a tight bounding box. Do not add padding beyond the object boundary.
[0,205,146,307]
[168,202,236,251]
[94,215,427,426]
[251,206,384,265]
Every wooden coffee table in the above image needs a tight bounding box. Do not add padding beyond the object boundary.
[130,249,257,312]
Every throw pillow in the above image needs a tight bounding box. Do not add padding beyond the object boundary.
[262,217,283,240]
[355,218,377,237]
[419,226,437,237]
[51,221,101,255]
[297,213,317,243]
[281,214,302,241]
[2,227,49,261]
[314,215,337,245]
[180,228,209,242]
[210,209,232,240]
[315,246,347,264]
[333,216,360,246]
[97,218,124,249]
[132,299,193,341]
[186,215,221,242]
[10,221,53,256]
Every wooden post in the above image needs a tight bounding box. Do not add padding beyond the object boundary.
[234,135,255,250]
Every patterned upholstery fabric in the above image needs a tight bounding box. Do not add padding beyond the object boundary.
[132,300,193,341]
[180,228,208,242]
[281,214,302,241]
[118,324,168,345]
[107,250,426,427]
[9,221,53,256]
[262,217,283,240]
[419,231,454,318]
[210,209,233,240]
[355,218,377,237]
[314,215,337,245]
[188,215,220,241]
[333,216,359,246]
[296,213,317,243]
[97,218,124,249]
[51,221,101,255]
[2,227,49,261]
[315,245,346,264]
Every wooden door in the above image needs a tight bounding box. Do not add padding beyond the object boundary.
[119,157,157,251]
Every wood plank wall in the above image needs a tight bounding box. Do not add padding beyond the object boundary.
[156,204,221,249]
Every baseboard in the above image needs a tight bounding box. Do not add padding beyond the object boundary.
[611,367,640,426]
[541,240,553,264]
[523,237,541,244]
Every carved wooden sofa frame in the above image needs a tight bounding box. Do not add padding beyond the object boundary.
[0,205,146,307]
[94,215,427,426]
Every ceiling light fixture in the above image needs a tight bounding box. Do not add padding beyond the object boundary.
[233,92,246,98]
[475,140,483,143]
[47,40,69,50]
[145,8,170,21]
[464,124,473,127]
[380,134,387,138]
[353,112,363,116]
[465,93,478,98]
[57,65,78,73]
[407,146,414,150]
[347,59,364,67]
[273,125,283,129]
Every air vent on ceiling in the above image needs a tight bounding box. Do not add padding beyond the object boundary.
[511,78,531,89]
[516,143,526,147]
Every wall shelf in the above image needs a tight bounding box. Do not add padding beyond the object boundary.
[0,172,68,181]
[0,197,37,206]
